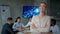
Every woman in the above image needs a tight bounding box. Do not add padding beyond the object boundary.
[30,2,51,34]
[12,17,25,34]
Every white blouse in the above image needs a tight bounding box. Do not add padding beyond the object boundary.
[50,25,60,34]
[30,15,51,33]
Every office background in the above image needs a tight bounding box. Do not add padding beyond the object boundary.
[0,0,60,34]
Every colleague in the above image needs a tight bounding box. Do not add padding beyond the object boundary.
[24,16,33,31]
[12,17,25,34]
[25,16,33,28]
[50,19,60,34]
[30,2,51,34]
[1,17,15,34]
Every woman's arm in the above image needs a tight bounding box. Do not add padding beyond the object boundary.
[12,23,18,30]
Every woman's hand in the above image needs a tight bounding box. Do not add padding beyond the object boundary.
[17,28,25,31]
[21,28,25,31]
[25,28,30,30]
[17,28,21,31]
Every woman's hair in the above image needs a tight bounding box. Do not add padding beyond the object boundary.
[40,2,47,7]
[40,2,47,5]
[30,16,33,18]
[15,17,21,22]
[51,19,56,26]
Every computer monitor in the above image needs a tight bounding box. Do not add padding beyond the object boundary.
[22,6,40,18]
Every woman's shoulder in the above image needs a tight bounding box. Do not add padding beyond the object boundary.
[54,25,59,28]
[32,15,39,18]
[19,22,23,24]
[13,22,18,25]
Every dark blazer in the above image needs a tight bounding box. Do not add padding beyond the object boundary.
[1,23,15,34]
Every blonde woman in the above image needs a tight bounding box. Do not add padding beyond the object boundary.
[30,2,51,34]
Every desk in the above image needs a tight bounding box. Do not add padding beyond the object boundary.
[16,32,52,34]
[16,30,52,34]
[24,32,52,34]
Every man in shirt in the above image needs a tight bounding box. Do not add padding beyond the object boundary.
[25,16,33,28]
[1,17,15,34]
[50,19,60,34]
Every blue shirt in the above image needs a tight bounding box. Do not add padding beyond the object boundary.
[12,22,25,31]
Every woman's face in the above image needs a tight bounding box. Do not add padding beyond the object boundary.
[40,3,46,13]
[17,19,21,23]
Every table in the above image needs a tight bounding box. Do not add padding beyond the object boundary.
[24,32,52,34]
[16,32,52,34]
[16,30,52,34]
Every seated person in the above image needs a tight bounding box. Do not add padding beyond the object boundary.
[50,19,60,34]
[25,16,33,29]
[1,17,15,34]
[12,17,25,34]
